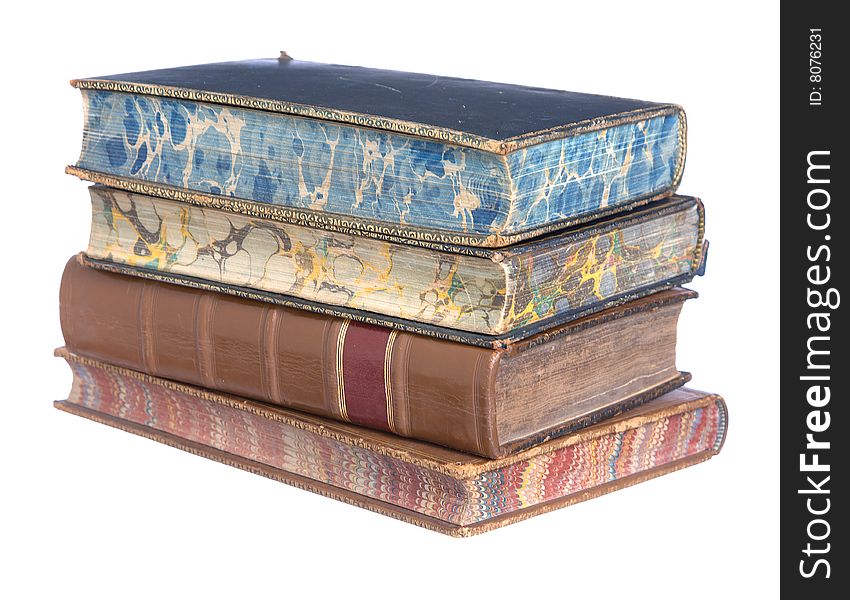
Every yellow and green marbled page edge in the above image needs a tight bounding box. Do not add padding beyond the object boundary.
[500,200,703,332]
[87,187,508,335]
[85,187,702,336]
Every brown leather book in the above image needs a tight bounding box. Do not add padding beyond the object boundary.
[60,255,694,458]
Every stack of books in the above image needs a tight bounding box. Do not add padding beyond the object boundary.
[57,54,726,536]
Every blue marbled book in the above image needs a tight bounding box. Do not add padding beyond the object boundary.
[69,55,686,248]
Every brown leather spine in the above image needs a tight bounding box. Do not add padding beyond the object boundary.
[59,256,500,456]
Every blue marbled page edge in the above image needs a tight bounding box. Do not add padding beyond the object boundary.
[75,90,683,244]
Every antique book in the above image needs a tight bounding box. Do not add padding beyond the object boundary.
[68,56,686,248]
[55,350,727,536]
[83,185,705,339]
[60,256,694,457]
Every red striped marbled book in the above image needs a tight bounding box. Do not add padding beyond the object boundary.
[55,349,727,536]
[60,256,694,458]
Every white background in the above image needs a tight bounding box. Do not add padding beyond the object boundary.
[1,1,778,597]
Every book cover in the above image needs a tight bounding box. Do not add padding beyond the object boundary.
[68,56,686,247]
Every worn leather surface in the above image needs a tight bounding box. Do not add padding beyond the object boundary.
[83,58,664,140]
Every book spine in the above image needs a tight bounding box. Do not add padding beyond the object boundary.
[59,257,500,456]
